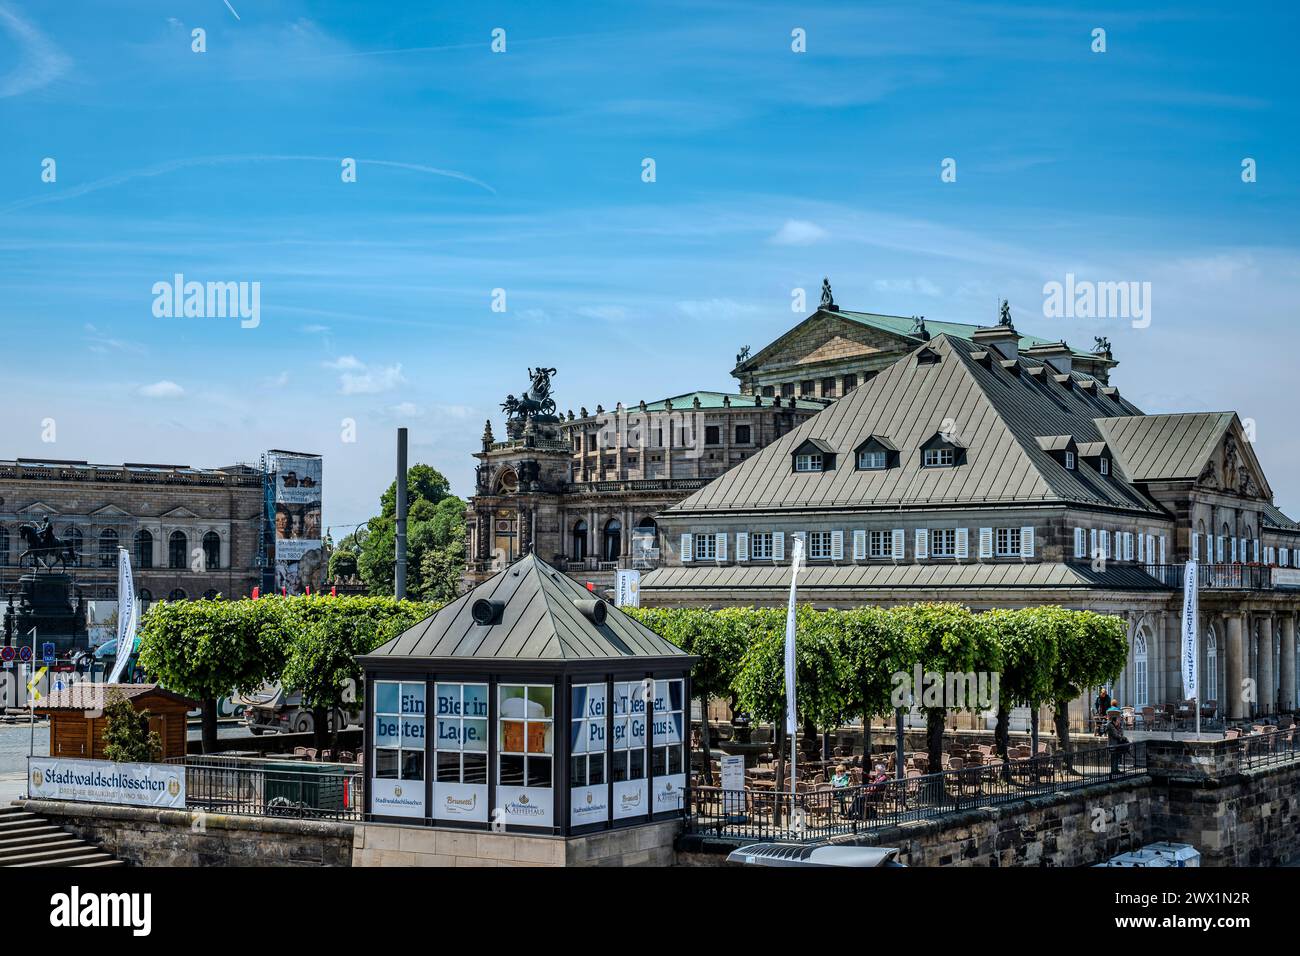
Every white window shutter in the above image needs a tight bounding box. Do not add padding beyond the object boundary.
[1101,530,1110,559]
[853,530,866,561]
[681,533,693,562]
[1283,547,1290,567]
[1137,533,1145,564]
[1254,539,1260,563]
[716,533,727,562]
[1230,537,1238,563]
[955,528,969,559]
[830,530,844,561]
[1020,526,1035,558]
[1090,528,1099,559]
[1192,533,1199,561]
[915,529,929,560]
[892,528,905,561]
[1159,535,1166,564]
[736,532,748,562]
[773,532,785,562]
[1123,533,1133,562]
[980,528,994,559]
[1217,536,1225,562]
[1074,528,1085,559]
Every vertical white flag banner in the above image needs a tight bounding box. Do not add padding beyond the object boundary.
[1181,560,1198,701]
[108,547,137,685]
[784,536,804,736]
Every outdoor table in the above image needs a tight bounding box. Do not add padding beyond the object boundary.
[264,752,310,760]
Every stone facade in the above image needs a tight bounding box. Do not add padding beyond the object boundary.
[352,819,679,867]
[463,391,820,591]
[24,800,354,867]
[0,458,267,605]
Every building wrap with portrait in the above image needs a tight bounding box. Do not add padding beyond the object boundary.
[267,451,323,595]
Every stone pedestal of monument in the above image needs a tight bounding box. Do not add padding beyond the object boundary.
[12,572,88,654]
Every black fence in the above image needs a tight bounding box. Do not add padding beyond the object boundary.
[1142,563,1271,590]
[1236,727,1300,771]
[688,742,1147,843]
[173,755,366,821]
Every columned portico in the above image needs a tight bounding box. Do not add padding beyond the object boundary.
[1226,614,1246,720]
[1282,614,1297,712]
[1258,615,1275,715]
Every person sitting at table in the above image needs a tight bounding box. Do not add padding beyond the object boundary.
[831,764,851,788]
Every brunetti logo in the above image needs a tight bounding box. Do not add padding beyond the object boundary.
[620,790,642,810]
[168,779,181,798]
[394,785,403,798]
[32,770,42,789]
[586,792,593,805]
[445,794,477,813]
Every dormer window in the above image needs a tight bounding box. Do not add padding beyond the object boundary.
[1065,451,1076,470]
[854,435,898,471]
[791,438,836,473]
[923,448,955,468]
[919,432,965,468]
[1100,457,1110,475]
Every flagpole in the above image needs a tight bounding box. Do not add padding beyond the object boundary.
[28,627,37,760]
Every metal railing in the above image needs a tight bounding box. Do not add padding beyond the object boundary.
[174,755,365,821]
[1142,563,1272,590]
[1236,726,1300,771]
[688,742,1146,843]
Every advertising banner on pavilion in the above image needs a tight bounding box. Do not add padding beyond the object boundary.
[1181,560,1199,701]
[267,451,323,595]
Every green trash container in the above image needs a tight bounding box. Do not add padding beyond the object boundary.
[262,762,346,814]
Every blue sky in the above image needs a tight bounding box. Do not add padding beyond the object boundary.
[0,0,1297,530]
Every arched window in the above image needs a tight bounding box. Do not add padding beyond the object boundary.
[203,531,221,571]
[137,588,153,612]
[1206,629,1219,708]
[572,520,588,561]
[603,518,622,562]
[64,526,83,567]
[168,588,187,602]
[1133,631,1149,708]
[169,530,188,570]
[134,530,153,569]
[99,528,119,568]
[0,526,9,567]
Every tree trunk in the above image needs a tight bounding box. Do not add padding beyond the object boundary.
[1054,702,1074,772]
[894,708,905,780]
[926,708,945,776]
[201,698,218,754]
[801,715,819,762]
[994,704,1010,757]
[313,705,330,754]
[699,692,713,785]
[1030,706,1040,754]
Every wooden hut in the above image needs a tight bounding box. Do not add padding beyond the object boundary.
[34,683,197,760]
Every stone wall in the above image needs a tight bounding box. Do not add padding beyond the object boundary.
[23,799,353,867]
[353,819,680,867]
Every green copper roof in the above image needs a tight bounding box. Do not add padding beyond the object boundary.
[833,310,1103,360]
[634,391,825,412]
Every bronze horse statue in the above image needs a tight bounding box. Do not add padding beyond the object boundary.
[18,522,77,571]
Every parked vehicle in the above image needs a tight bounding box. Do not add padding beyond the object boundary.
[239,683,359,736]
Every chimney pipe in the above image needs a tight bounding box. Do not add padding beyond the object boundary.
[396,427,408,600]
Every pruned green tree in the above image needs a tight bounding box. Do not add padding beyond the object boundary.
[280,596,441,752]
[137,596,290,752]
[357,464,465,598]
[984,608,1059,760]
[838,606,912,764]
[894,603,1001,781]
[628,607,748,784]
[1051,609,1128,756]
[735,606,850,795]
[101,689,162,763]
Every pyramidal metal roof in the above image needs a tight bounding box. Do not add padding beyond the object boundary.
[363,553,687,662]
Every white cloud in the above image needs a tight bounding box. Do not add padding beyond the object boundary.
[261,371,290,388]
[872,277,943,297]
[576,305,628,322]
[388,401,423,418]
[0,4,71,98]
[769,219,829,246]
[138,380,184,399]
[323,355,363,370]
[301,323,331,334]
[340,363,405,395]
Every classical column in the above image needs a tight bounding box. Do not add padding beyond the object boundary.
[1155,612,1170,706]
[1227,613,1246,720]
[1258,615,1275,715]
[1281,614,1297,713]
